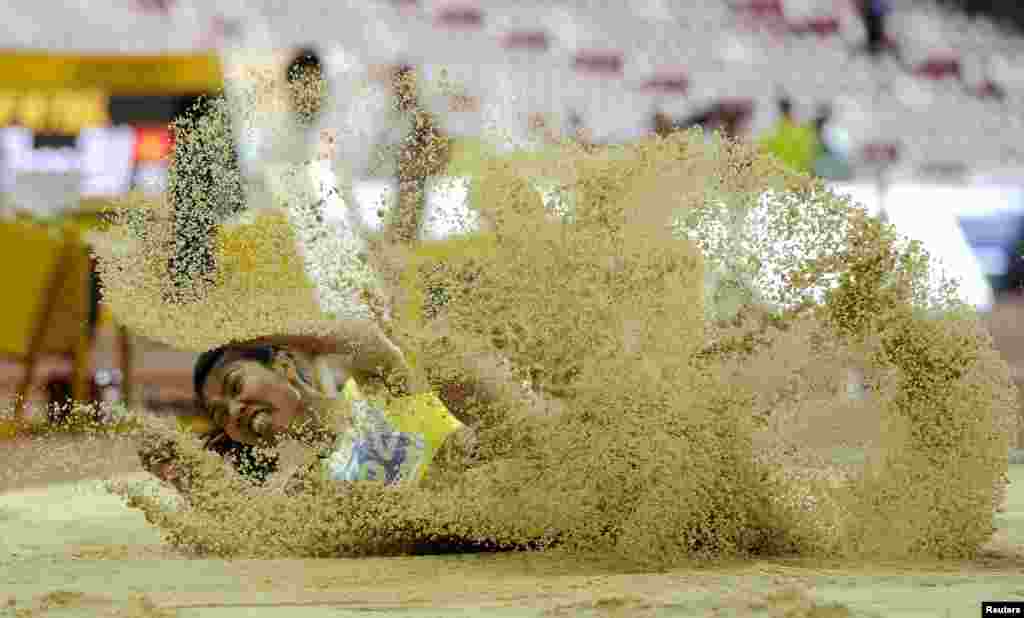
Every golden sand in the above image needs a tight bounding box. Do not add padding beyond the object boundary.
[85,71,1019,569]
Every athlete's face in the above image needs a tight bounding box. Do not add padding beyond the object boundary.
[202,357,306,446]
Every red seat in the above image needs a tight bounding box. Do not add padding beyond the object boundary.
[792,16,840,37]
[915,55,962,81]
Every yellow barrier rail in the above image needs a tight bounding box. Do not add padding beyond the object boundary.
[0,51,223,95]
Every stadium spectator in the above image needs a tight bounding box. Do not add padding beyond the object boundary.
[758,97,817,175]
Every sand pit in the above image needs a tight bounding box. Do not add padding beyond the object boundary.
[0,436,1021,617]
[23,80,1020,615]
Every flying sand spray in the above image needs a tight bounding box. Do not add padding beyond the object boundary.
[93,9,1019,566]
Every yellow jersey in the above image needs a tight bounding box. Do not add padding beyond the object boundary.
[319,378,464,484]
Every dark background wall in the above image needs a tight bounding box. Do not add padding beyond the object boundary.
[937,0,1024,34]
[108,94,205,127]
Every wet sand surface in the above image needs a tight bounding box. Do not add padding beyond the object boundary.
[1,436,1022,617]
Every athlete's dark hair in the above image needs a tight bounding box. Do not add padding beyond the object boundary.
[192,344,275,408]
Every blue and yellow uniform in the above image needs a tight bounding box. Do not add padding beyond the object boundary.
[319,378,464,484]
[178,378,464,486]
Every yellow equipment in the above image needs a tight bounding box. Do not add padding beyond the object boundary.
[0,219,93,420]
